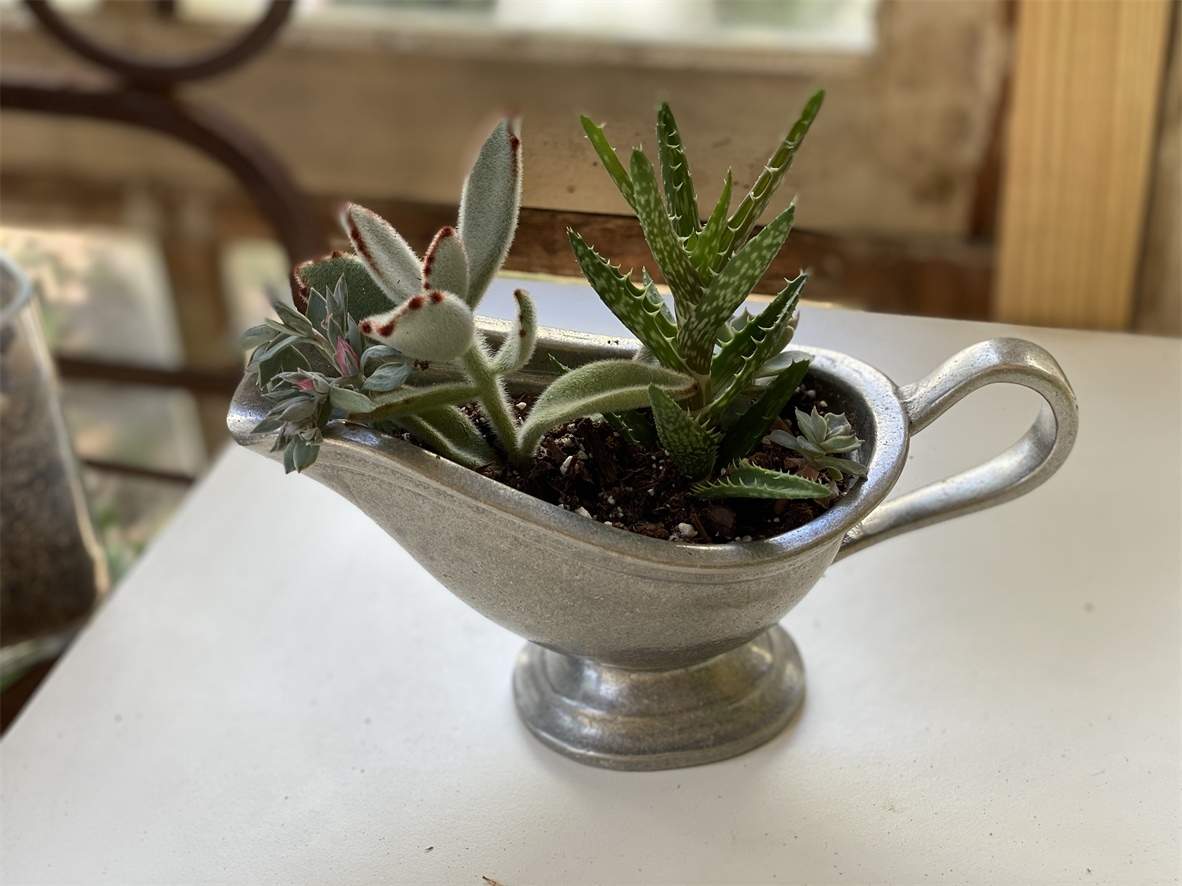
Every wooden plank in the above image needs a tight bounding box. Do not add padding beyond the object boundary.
[1,173,994,321]
[0,1,1008,238]
[1135,4,1181,336]
[995,0,1172,329]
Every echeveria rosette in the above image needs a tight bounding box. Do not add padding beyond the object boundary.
[768,407,868,482]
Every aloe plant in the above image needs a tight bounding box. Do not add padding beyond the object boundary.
[244,118,694,472]
[572,92,861,500]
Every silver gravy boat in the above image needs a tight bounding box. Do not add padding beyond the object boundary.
[229,321,1077,770]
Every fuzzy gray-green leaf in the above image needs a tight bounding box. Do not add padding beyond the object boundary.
[721,89,823,258]
[342,203,422,304]
[678,203,795,373]
[648,384,718,479]
[692,460,831,500]
[657,102,699,239]
[458,118,522,306]
[519,360,694,455]
[367,382,478,421]
[490,289,538,374]
[568,229,683,370]
[421,226,469,302]
[630,149,702,321]
[394,406,495,470]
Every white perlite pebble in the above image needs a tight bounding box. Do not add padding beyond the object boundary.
[560,455,574,475]
[515,401,528,410]
[606,496,615,505]
[676,522,697,538]
[574,506,592,517]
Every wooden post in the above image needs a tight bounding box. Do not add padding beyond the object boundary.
[995,0,1172,330]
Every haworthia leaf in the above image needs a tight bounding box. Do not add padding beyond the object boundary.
[341,204,422,304]
[580,115,634,207]
[458,118,521,306]
[629,149,702,321]
[359,291,475,363]
[295,253,395,326]
[711,273,807,386]
[721,89,823,259]
[678,203,795,373]
[367,382,478,420]
[490,289,538,374]
[568,229,683,371]
[421,226,469,303]
[394,406,495,470]
[692,460,831,501]
[715,359,811,467]
[656,102,698,239]
[691,170,733,278]
[648,384,718,479]
[519,360,695,454]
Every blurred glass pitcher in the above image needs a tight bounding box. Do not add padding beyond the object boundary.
[1,251,108,681]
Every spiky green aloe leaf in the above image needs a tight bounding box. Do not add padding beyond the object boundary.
[656,102,698,239]
[711,272,806,386]
[720,89,823,260]
[600,408,659,449]
[341,204,422,305]
[294,253,396,326]
[692,460,831,500]
[421,226,469,301]
[690,170,733,278]
[490,289,537,373]
[392,406,495,470]
[580,115,634,208]
[519,360,694,455]
[629,148,702,321]
[705,281,804,422]
[458,118,522,307]
[678,203,795,374]
[568,229,683,371]
[715,358,810,467]
[648,384,718,479]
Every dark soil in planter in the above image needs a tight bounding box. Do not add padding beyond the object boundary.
[466,389,860,545]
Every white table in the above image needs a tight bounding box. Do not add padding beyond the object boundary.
[3,280,1180,885]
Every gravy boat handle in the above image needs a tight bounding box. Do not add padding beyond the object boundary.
[836,337,1078,560]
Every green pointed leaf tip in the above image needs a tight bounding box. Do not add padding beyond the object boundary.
[490,289,538,373]
[629,148,702,319]
[656,102,698,239]
[679,203,796,373]
[580,115,634,206]
[359,290,475,363]
[648,383,718,479]
[722,90,823,258]
[692,170,733,276]
[715,358,810,467]
[458,118,522,307]
[421,226,469,301]
[567,228,683,371]
[340,204,422,304]
[519,359,695,454]
[711,272,807,387]
[692,460,831,501]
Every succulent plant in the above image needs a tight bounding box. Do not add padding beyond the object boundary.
[768,407,868,482]
[571,91,860,501]
[244,118,695,472]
